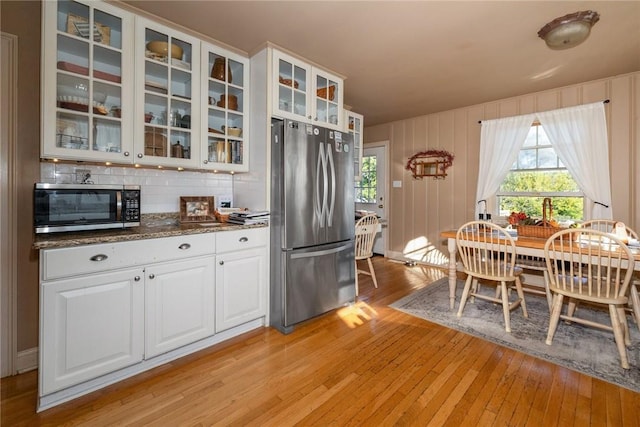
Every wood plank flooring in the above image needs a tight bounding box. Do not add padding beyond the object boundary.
[2,257,640,426]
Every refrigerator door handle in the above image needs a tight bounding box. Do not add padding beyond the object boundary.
[327,147,336,227]
[317,142,329,228]
[315,144,323,226]
[290,243,351,259]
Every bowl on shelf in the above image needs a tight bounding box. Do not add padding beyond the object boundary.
[146,41,183,60]
[223,126,242,137]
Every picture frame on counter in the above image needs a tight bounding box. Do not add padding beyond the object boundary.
[180,196,216,223]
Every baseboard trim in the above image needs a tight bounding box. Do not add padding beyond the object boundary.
[17,347,38,374]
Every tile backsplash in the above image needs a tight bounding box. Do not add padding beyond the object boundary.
[40,163,233,213]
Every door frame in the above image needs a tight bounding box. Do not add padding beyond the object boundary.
[362,140,389,256]
[1,32,18,377]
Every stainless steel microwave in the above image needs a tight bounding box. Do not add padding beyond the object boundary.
[34,183,141,233]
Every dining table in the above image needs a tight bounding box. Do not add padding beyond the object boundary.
[440,229,640,310]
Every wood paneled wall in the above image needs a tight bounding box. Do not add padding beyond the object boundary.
[365,72,640,265]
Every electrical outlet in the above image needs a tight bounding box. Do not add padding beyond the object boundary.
[75,169,92,184]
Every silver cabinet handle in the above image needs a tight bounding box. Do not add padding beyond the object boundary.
[203,160,208,164]
[90,254,108,262]
[137,153,143,158]
[239,237,248,243]
[134,276,141,282]
[148,273,155,279]
[219,261,224,265]
[178,243,191,250]
[124,151,130,157]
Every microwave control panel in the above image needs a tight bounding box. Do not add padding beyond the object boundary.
[123,190,141,222]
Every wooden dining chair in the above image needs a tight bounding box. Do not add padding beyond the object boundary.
[456,221,528,333]
[581,219,640,332]
[544,228,636,369]
[355,214,379,296]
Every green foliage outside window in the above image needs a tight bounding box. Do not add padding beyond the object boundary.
[356,156,377,203]
[500,172,583,220]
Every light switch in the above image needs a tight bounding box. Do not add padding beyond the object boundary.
[393,180,402,188]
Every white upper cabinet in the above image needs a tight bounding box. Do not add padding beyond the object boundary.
[134,16,201,168]
[42,0,135,162]
[345,110,364,181]
[200,42,250,172]
[272,49,344,130]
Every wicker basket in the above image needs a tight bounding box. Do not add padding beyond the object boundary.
[515,224,560,238]
[515,198,563,238]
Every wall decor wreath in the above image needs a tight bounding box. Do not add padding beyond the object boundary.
[405,149,454,180]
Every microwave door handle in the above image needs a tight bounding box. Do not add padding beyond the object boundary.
[116,190,123,221]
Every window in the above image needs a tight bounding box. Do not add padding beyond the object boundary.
[355,155,377,203]
[497,125,584,220]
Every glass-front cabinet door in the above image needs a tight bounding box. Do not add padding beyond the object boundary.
[201,42,249,172]
[134,17,200,168]
[345,111,364,181]
[272,50,311,122]
[42,0,134,162]
[312,69,343,130]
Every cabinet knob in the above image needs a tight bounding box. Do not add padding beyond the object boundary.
[219,261,224,265]
[137,153,143,158]
[124,151,130,157]
[203,160,208,164]
[308,115,312,120]
[90,254,108,262]
[178,243,191,250]
[148,273,155,279]
[134,276,141,282]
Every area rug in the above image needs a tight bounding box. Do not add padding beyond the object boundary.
[390,278,640,393]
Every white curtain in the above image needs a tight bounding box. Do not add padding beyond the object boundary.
[475,113,535,218]
[537,102,612,219]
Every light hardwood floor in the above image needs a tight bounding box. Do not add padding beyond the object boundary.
[2,257,640,426]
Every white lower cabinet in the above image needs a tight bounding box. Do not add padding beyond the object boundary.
[40,268,144,396]
[215,228,268,332]
[145,256,215,358]
[216,247,267,332]
[38,228,268,410]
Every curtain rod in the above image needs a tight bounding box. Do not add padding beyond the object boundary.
[477,99,610,124]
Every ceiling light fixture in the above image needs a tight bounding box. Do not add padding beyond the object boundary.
[537,10,600,50]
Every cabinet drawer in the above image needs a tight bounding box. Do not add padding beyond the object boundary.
[42,234,215,280]
[216,227,267,253]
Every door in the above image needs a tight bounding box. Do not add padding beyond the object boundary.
[356,144,387,255]
[280,119,352,249]
[283,240,355,327]
[325,129,354,244]
[40,268,144,395]
[215,247,267,332]
[145,256,215,358]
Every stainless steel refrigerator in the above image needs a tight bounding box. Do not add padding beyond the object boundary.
[270,118,355,334]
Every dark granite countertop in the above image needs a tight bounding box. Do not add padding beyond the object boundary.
[33,213,268,250]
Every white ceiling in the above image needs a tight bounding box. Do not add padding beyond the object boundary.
[122,1,640,126]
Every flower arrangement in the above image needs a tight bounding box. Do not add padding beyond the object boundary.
[508,211,536,226]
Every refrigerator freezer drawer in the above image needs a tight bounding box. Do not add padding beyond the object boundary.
[276,240,355,332]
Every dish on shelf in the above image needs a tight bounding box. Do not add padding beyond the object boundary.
[208,128,223,134]
[171,58,191,71]
[57,62,122,83]
[58,101,108,115]
[317,85,336,101]
[144,80,168,94]
[279,76,299,89]
[146,41,183,60]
